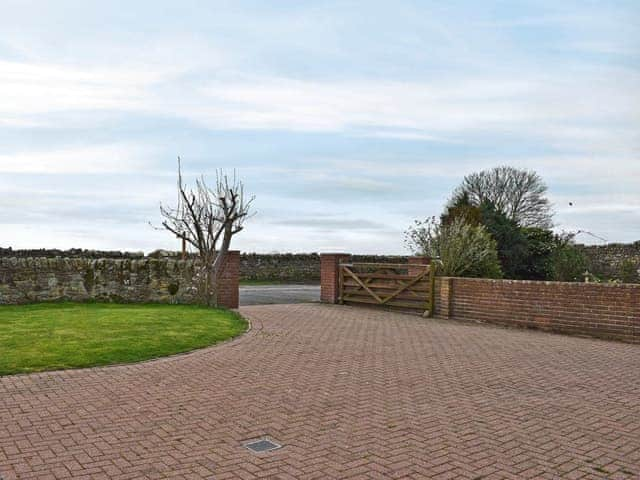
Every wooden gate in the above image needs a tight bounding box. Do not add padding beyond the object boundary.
[338,262,436,317]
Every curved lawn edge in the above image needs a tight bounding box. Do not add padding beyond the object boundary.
[68,307,254,373]
[76,309,254,373]
[0,303,250,376]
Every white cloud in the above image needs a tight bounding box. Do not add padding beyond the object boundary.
[0,144,155,174]
[187,70,638,147]
[2,55,638,159]
[3,223,167,252]
[0,2,638,251]
[0,60,161,118]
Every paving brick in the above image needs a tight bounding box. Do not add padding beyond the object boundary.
[0,304,638,479]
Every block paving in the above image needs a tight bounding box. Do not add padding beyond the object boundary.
[1,304,639,479]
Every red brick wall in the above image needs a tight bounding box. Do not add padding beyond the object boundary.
[217,250,240,309]
[321,253,639,343]
[320,253,351,304]
[435,277,639,343]
[434,277,452,319]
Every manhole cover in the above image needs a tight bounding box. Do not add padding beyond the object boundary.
[244,438,282,453]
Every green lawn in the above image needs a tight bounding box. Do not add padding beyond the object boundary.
[0,303,247,376]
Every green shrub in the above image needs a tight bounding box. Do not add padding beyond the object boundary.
[550,242,588,282]
[440,191,483,226]
[440,197,556,280]
[405,217,502,278]
[517,228,555,280]
[620,260,639,283]
[479,202,530,279]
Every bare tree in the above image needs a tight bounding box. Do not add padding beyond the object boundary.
[449,166,553,228]
[158,158,254,306]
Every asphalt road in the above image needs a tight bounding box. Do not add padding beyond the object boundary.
[239,284,320,305]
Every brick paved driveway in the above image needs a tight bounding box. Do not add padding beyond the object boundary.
[1,304,639,479]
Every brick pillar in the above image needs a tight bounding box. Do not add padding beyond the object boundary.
[434,277,453,318]
[407,256,431,276]
[320,253,351,304]
[217,250,240,309]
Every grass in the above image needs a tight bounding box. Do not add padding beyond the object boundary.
[0,302,247,376]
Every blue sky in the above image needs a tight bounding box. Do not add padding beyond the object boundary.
[1,0,638,253]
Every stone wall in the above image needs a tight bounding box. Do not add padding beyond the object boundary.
[238,245,638,283]
[0,254,241,308]
[240,253,408,282]
[578,242,640,279]
[237,245,640,283]
[240,253,320,282]
[0,247,144,259]
[0,249,407,284]
[4,244,639,282]
[0,257,197,305]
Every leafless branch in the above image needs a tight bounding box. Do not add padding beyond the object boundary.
[449,166,553,228]
[155,158,255,305]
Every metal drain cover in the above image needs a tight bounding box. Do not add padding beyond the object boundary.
[244,438,282,453]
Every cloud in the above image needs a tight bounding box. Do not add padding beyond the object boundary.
[2,55,638,158]
[192,70,639,152]
[0,1,638,252]
[269,217,386,231]
[0,60,159,119]
[234,221,402,254]
[0,143,155,174]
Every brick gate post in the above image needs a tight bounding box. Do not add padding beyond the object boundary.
[217,250,240,309]
[320,253,351,304]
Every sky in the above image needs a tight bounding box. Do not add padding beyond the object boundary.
[1,0,639,254]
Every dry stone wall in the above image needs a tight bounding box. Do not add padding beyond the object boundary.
[0,249,410,305]
[240,253,320,282]
[3,243,639,292]
[240,253,408,282]
[0,247,144,259]
[579,242,640,279]
[0,257,197,305]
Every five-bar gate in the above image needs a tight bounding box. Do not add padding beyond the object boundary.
[338,261,436,317]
